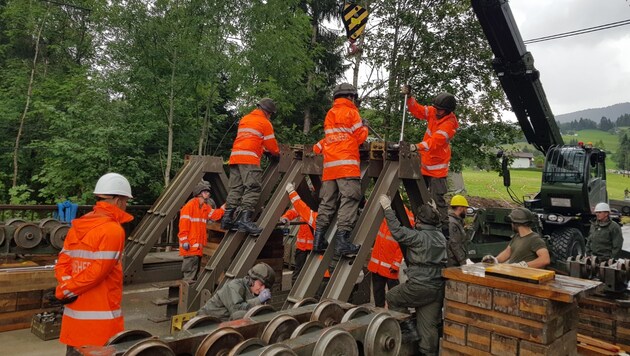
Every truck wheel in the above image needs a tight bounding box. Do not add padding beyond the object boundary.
[549,227,585,261]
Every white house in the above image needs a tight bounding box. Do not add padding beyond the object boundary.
[510,152,534,168]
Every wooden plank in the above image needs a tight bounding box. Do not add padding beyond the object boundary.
[444,319,467,346]
[444,299,568,345]
[467,325,491,352]
[577,343,619,356]
[493,289,519,316]
[441,338,492,356]
[485,264,555,284]
[443,264,600,303]
[16,290,42,311]
[446,280,468,304]
[0,292,17,313]
[578,313,615,336]
[0,307,58,332]
[577,333,621,352]
[490,332,518,355]
[519,294,575,322]
[467,284,492,310]
[0,269,57,293]
[520,329,577,356]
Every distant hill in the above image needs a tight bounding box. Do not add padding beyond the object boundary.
[555,102,630,123]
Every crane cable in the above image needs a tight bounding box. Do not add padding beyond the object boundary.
[524,18,630,44]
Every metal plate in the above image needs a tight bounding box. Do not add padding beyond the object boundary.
[260,314,299,344]
[312,327,358,356]
[243,304,275,319]
[14,223,43,249]
[310,300,343,327]
[227,338,266,355]
[259,344,297,356]
[363,312,401,356]
[122,339,175,356]
[195,327,244,356]
[106,330,152,345]
[50,224,69,250]
[182,315,222,330]
[341,306,371,323]
[291,297,318,309]
[290,320,324,338]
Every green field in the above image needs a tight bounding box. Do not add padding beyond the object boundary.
[462,168,630,201]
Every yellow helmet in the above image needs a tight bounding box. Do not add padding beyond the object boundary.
[450,195,469,207]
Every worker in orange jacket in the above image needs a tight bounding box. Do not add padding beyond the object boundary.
[402,85,458,234]
[281,183,331,282]
[312,83,368,256]
[221,98,280,235]
[178,182,224,282]
[54,173,134,351]
[368,207,414,308]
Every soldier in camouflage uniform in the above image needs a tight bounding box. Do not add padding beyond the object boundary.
[197,263,275,321]
[587,202,623,259]
[378,195,447,356]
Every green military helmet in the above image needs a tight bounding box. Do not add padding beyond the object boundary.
[248,262,275,288]
[333,83,358,99]
[417,203,441,226]
[257,98,277,114]
[507,207,536,224]
[193,182,211,196]
[432,92,456,112]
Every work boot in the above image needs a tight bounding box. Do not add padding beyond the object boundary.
[334,230,360,256]
[221,208,235,231]
[312,226,329,253]
[237,210,263,235]
[400,319,419,343]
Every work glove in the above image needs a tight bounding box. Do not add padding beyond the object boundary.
[481,255,498,264]
[378,194,392,210]
[264,151,280,162]
[465,259,475,265]
[285,182,295,194]
[279,217,289,225]
[182,242,190,251]
[511,261,528,267]
[258,288,272,303]
[409,143,418,152]
[400,84,412,95]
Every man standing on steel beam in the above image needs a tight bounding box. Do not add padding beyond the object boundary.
[221,98,280,235]
[312,83,368,256]
[402,85,459,237]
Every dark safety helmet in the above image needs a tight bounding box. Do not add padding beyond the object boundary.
[432,92,456,112]
[248,262,276,288]
[193,182,211,196]
[417,203,441,226]
[507,207,536,224]
[257,98,277,114]
[333,83,358,99]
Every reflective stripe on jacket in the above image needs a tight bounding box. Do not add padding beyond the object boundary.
[54,201,133,347]
[368,207,413,279]
[406,97,459,178]
[313,98,368,181]
[282,207,314,251]
[229,109,280,165]
[178,198,211,257]
[285,191,330,277]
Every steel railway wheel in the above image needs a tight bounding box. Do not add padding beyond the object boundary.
[290,320,324,338]
[14,222,43,249]
[312,327,358,356]
[227,338,267,355]
[363,312,401,356]
[291,297,318,308]
[195,327,244,356]
[260,314,299,344]
[259,344,297,355]
[122,339,175,356]
[243,304,275,319]
[182,315,222,330]
[106,330,152,345]
[50,223,69,250]
[340,306,371,323]
[310,300,343,327]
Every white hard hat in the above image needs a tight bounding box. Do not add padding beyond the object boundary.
[93,173,133,198]
[594,202,610,213]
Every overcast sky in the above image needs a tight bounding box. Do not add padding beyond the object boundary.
[508,0,630,116]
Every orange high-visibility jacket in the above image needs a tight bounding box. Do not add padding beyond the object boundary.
[285,191,330,277]
[406,97,459,178]
[229,108,280,166]
[178,198,214,257]
[368,207,414,280]
[281,208,314,251]
[313,98,368,181]
[54,201,134,347]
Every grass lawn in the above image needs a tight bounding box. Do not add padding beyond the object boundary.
[462,168,630,201]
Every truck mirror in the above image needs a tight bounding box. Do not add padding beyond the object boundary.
[501,156,511,187]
